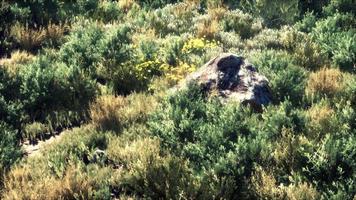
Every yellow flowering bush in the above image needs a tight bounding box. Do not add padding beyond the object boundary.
[162,61,197,84]
[182,38,218,55]
[135,59,162,80]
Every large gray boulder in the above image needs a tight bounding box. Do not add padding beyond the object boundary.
[183,53,272,111]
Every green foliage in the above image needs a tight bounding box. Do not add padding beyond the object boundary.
[220,10,262,39]
[0,122,21,176]
[138,0,181,9]
[149,83,267,197]
[9,0,99,26]
[248,50,308,106]
[20,55,97,129]
[1,0,356,199]
[240,0,300,28]
[311,13,356,71]
[0,67,22,129]
[323,0,356,16]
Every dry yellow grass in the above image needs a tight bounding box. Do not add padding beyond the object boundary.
[0,50,34,75]
[90,93,157,132]
[10,23,46,51]
[252,167,320,200]
[10,22,67,51]
[45,22,68,42]
[107,137,160,168]
[196,18,219,39]
[208,6,227,20]
[90,95,127,131]
[3,164,115,200]
[307,103,335,138]
[118,0,138,12]
[306,67,344,97]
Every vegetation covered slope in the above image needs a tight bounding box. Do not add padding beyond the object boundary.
[0,0,355,199]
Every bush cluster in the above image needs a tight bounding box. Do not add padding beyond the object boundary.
[1,0,355,199]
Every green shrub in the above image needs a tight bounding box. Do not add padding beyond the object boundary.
[0,66,22,129]
[245,29,283,50]
[280,27,328,70]
[94,0,124,23]
[248,50,308,106]
[311,13,356,71]
[302,133,356,199]
[323,0,356,16]
[220,9,262,39]
[0,2,17,56]
[295,12,317,33]
[148,83,272,197]
[239,0,300,28]
[9,0,100,26]
[148,3,197,36]
[20,55,97,129]
[0,122,21,177]
[260,101,307,137]
[138,0,181,9]
[59,21,106,76]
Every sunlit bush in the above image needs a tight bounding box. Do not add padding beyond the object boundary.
[0,50,34,76]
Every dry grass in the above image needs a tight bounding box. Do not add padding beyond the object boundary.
[196,18,219,39]
[118,0,138,12]
[90,95,127,132]
[207,7,227,20]
[90,93,157,132]
[10,22,68,51]
[284,182,320,200]
[272,128,309,170]
[107,137,160,169]
[306,67,344,97]
[3,164,115,200]
[307,103,335,138]
[251,167,285,199]
[10,23,46,51]
[0,50,34,75]
[252,167,320,200]
[45,22,68,43]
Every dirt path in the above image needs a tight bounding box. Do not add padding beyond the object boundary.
[22,131,68,157]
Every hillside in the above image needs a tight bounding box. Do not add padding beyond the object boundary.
[0,0,355,199]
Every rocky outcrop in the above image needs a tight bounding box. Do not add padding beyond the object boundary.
[183,53,272,111]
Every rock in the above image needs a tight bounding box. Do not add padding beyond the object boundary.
[91,149,108,164]
[183,53,272,111]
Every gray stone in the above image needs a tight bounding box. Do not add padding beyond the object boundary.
[183,53,272,111]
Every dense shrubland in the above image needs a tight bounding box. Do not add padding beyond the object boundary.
[0,0,355,199]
